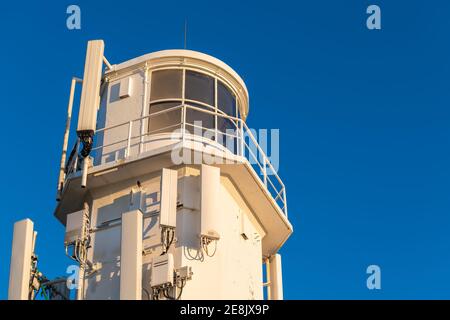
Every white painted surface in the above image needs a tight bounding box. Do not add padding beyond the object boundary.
[77,40,104,133]
[8,219,34,300]
[95,70,145,165]
[64,210,84,244]
[160,168,178,228]
[269,254,283,300]
[120,209,143,300]
[151,253,174,287]
[119,77,133,99]
[200,164,221,239]
[81,166,264,299]
[56,47,291,300]
[105,50,249,118]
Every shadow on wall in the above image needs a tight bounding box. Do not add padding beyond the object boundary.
[109,83,121,103]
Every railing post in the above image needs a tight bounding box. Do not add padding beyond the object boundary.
[283,188,288,218]
[214,115,218,145]
[139,66,149,155]
[182,105,186,145]
[265,257,271,300]
[240,120,244,157]
[126,120,133,158]
[263,155,268,187]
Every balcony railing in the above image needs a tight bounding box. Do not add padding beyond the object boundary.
[64,104,288,217]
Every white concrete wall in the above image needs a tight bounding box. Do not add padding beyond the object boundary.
[177,169,264,299]
[95,70,145,165]
[83,166,263,300]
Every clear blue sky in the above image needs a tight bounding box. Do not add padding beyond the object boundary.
[1,0,450,299]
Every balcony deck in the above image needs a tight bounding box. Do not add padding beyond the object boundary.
[55,104,292,255]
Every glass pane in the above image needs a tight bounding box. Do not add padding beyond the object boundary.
[148,101,181,134]
[217,116,238,154]
[217,132,237,154]
[217,116,237,133]
[150,69,182,101]
[186,110,214,131]
[185,70,214,106]
[186,103,215,140]
[218,81,236,117]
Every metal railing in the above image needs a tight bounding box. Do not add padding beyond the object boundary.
[65,104,287,217]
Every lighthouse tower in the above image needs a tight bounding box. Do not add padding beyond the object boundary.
[10,40,293,300]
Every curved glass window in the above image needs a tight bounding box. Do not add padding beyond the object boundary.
[150,70,182,101]
[217,80,237,147]
[217,81,236,117]
[148,101,181,134]
[185,70,215,106]
[186,103,215,135]
[147,67,241,154]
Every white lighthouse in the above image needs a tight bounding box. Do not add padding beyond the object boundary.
[8,40,293,300]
